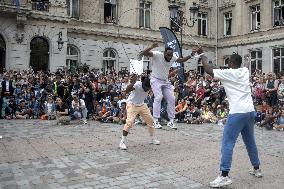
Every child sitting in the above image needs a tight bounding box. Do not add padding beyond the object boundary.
[273,110,284,131]
[43,96,56,120]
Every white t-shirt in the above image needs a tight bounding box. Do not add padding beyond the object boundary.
[213,67,255,114]
[72,99,86,110]
[151,51,178,80]
[127,81,148,106]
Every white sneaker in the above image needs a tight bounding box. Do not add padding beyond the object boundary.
[83,119,87,124]
[153,120,162,129]
[209,175,232,188]
[167,121,177,129]
[119,141,127,150]
[249,169,262,178]
[149,138,160,145]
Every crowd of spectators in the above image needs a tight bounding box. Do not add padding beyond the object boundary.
[0,67,283,131]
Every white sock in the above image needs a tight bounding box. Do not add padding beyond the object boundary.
[154,118,159,122]
[121,136,127,142]
[170,119,174,123]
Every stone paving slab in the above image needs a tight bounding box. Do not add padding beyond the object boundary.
[0,120,283,189]
[0,150,206,189]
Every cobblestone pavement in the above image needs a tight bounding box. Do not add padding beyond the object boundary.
[0,120,283,189]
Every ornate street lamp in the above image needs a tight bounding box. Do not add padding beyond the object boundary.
[168,1,199,82]
[168,2,199,56]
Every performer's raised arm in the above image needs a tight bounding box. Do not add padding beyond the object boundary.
[125,74,137,93]
[196,48,214,77]
[176,48,196,63]
[142,43,159,57]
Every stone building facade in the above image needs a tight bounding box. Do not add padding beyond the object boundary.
[0,0,216,74]
[0,0,283,75]
[217,0,284,75]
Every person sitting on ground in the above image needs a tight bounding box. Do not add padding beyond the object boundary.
[260,105,281,130]
[216,104,228,126]
[71,94,88,124]
[175,99,188,122]
[273,110,284,131]
[105,101,120,123]
[15,100,29,119]
[27,96,40,119]
[118,102,127,124]
[185,102,202,124]
[5,97,17,119]
[55,97,71,125]
[43,96,56,120]
[201,105,217,123]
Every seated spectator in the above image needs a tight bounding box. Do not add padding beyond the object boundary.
[175,99,187,122]
[15,100,29,119]
[98,101,109,121]
[274,110,284,131]
[201,105,217,123]
[185,102,202,124]
[71,94,88,124]
[43,96,56,120]
[5,97,17,119]
[119,102,127,124]
[260,106,281,130]
[216,104,228,126]
[105,101,119,123]
[27,96,40,118]
[55,97,71,125]
[13,83,22,96]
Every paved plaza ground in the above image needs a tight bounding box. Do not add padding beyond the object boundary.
[0,119,283,189]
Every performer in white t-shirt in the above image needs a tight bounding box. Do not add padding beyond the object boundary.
[119,75,160,150]
[198,49,262,188]
[142,43,196,129]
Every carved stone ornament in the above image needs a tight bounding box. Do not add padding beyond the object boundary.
[15,33,24,44]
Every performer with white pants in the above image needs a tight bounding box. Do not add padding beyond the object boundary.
[142,43,196,129]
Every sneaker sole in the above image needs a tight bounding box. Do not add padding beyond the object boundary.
[149,143,160,145]
[169,127,177,130]
[210,180,232,188]
[154,127,163,129]
[249,173,262,178]
[118,147,127,150]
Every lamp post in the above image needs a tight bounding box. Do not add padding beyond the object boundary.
[168,2,199,82]
[168,2,199,57]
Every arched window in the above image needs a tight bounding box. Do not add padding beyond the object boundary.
[30,37,49,72]
[103,49,117,73]
[66,45,80,73]
[0,35,5,73]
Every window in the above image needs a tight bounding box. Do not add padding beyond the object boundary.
[103,49,117,73]
[274,0,284,26]
[104,0,117,23]
[224,12,232,36]
[67,0,80,18]
[250,5,260,31]
[31,0,50,12]
[66,45,80,73]
[273,48,284,74]
[198,12,207,36]
[139,54,151,71]
[139,1,151,28]
[250,50,262,74]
